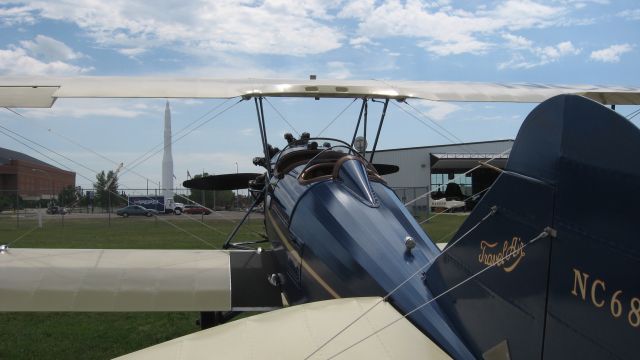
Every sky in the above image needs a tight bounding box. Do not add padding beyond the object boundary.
[0,0,638,191]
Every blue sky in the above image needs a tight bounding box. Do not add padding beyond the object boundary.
[0,0,638,190]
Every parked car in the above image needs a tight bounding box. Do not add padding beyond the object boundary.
[183,205,211,215]
[116,205,159,217]
[46,206,68,215]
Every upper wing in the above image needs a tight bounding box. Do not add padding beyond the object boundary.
[1,77,639,106]
[115,297,452,360]
[0,248,280,311]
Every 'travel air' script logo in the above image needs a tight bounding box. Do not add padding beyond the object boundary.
[478,237,526,272]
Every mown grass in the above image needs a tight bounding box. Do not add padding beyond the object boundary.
[420,213,468,243]
[0,212,466,359]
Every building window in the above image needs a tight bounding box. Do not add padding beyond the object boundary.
[431,173,472,197]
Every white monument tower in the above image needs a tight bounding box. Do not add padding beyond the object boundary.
[162,101,174,210]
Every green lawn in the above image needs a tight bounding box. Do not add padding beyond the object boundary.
[0,212,467,359]
[420,213,468,243]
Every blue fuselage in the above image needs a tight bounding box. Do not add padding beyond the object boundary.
[263,145,474,359]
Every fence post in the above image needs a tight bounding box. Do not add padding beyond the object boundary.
[15,191,19,229]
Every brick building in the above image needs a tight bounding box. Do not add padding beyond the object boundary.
[0,147,76,200]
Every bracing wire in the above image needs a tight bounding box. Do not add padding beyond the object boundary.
[44,126,261,237]
[263,98,301,136]
[391,101,480,155]
[121,98,242,177]
[303,207,497,359]
[625,107,640,120]
[404,147,511,207]
[317,98,358,136]
[0,102,255,247]
[324,228,553,359]
[401,100,468,145]
[419,186,491,225]
[4,98,264,237]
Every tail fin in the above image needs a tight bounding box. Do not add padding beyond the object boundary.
[425,95,640,360]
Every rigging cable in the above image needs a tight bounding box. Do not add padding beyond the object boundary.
[121,98,242,177]
[303,206,497,359]
[325,227,554,359]
[44,126,259,237]
[0,111,256,246]
[404,147,511,207]
[391,101,480,155]
[419,186,491,225]
[263,98,301,136]
[33,99,262,237]
[317,98,358,136]
[625,107,640,120]
[122,98,232,173]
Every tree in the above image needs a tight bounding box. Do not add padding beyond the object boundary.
[188,173,235,210]
[58,185,79,207]
[94,170,120,209]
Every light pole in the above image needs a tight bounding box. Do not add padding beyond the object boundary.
[31,168,53,207]
[234,162,239,210]
[32,168,57,227]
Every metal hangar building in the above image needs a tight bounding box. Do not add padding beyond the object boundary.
[370,139,513,215]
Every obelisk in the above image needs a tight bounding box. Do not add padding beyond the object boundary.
[162,101,174,208]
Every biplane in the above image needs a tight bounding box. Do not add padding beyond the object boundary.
[0,78,639,359]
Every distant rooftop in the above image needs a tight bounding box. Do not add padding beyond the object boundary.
[0,147,58,169]
[368,139,514,153]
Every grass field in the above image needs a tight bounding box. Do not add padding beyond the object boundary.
[0,212,467,359]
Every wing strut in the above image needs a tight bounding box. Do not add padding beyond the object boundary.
[350,99,367,149]
[369,99,389,163]
[254,97,271,178]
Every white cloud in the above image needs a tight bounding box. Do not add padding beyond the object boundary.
[414,100,461,121]
[5,1,345,56]
[20,99,155,119]
[617,9,640,21]
[336,0,570,57]
[502,33,533,49]
[589,44,633,63]
[117,47,146,57]
[326,61,352,79]
[0,4,35,26]
[20,34,83,61]
[349,36,376,49]
[239,128,255,136]
[0,35,90,75]
[499,35,581,69]
[0,47,91,76]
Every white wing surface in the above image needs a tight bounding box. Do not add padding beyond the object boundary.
[0,248,231,311]
[115,297,451,360]
[1,77,638,106]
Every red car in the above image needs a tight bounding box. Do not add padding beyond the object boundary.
[183,205,211,215]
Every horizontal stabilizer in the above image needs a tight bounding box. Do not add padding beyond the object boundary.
[183,173,261,190]
[116,297,451,360]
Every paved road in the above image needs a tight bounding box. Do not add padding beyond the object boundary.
[1,210,262,221]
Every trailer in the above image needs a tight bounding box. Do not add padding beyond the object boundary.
[128,196,184,214]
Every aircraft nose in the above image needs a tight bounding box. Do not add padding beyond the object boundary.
[333,157,378,207]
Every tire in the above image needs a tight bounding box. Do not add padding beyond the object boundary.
[122,213,129,218]
[145,212,152,217]
[174,208,182,215]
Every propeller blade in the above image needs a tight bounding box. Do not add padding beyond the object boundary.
[372,163,400,175]
[183,173,262,190]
